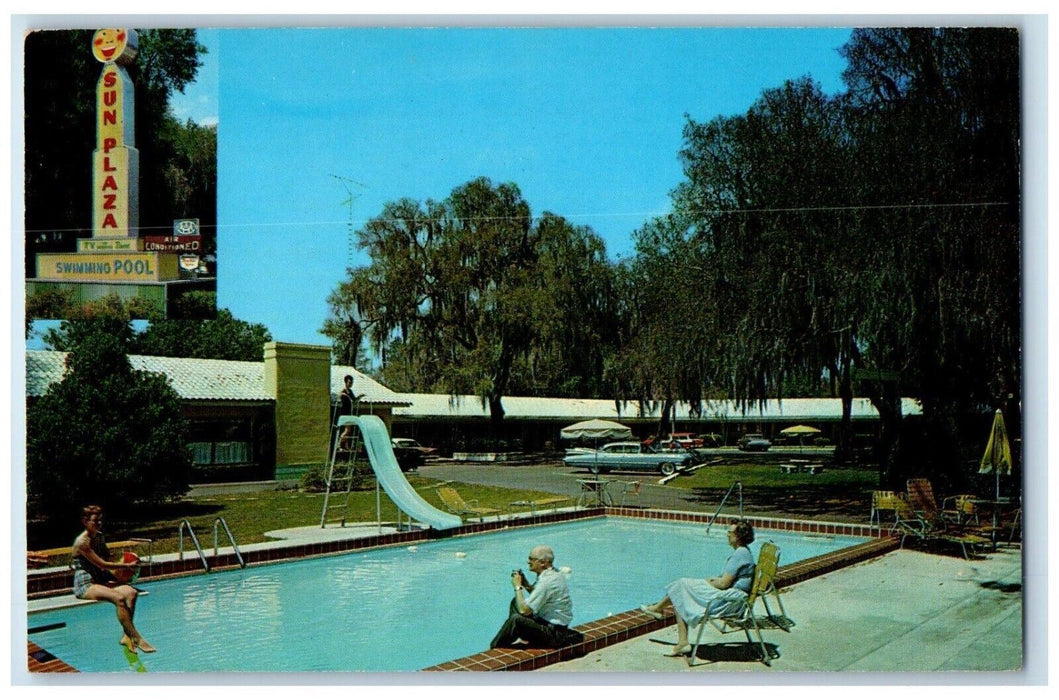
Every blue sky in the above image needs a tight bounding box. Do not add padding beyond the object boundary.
[199,26,853,347]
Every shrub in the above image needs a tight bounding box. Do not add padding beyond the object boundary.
[27,318,191,521]
[299,464,328,492]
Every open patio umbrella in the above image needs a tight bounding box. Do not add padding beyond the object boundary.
[979,409,1012,501]
[780,425,821,452]
[560,419,632,441]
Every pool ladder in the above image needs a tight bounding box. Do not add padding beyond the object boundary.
[704,481,743,537]
[178,518,246,573]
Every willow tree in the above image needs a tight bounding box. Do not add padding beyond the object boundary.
[667,78,859,450]
[322,177,618,432]
[838,28,1022,488]
[604,211,727,439]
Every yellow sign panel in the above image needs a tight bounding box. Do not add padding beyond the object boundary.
[93,146,139,236]
[77,238,143,252]
[93,60,138,238]
[37,253,179,282]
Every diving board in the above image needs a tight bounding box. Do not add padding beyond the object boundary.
[339,414,462,530]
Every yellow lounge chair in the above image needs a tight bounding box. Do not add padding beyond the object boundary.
[688,541,794,666]
[436,486,502,522]
[509,496,570,514]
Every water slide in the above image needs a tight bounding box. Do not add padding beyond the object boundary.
[340,414,463,530]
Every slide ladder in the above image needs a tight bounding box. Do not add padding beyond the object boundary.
[320,414,462,531]
[320,420,364,527]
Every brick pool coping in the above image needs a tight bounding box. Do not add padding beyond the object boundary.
[25,507,898,673]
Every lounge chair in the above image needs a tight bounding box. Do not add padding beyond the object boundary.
[687,541,794,667]
[906,478,944,522]
[893,497,991,560]
[436,486,502,522]
[508,496,570,514]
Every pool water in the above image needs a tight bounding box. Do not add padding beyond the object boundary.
[28,518,865,672]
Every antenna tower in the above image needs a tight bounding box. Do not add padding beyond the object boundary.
[330,175,367,268]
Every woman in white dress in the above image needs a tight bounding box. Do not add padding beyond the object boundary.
[640,519,756,656]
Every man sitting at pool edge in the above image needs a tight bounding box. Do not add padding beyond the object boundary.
[489,545,583,649]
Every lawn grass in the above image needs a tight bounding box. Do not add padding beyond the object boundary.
[670,462,882,522]
[675,462,881,490]
[29,477,569,563]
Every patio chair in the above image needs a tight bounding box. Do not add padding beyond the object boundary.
[869,490,902,534]
[906,478,943,523]
[941,494,980,527]
[508,496,570,515]
[618,480,643,507]
[435,486,502,523]
[687,541,794,667]
[893,497,991,560]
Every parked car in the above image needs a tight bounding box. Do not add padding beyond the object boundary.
[391,438,437,456]
[562,441,694,476]
[698,432,723,448]
[737,434,772,452]
[661,432,704,450]
[390,438,434,472]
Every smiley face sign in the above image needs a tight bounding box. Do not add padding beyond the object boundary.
[91,28,138,65]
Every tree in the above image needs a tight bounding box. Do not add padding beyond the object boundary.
[838,28,1021,487]
[622,28,1020,488]
[322,177,619,429]
[628,79,857,443]
[27,318,191,521]
[40,302,272,363]
[605,212,726,438]
[507,213,621,398]
[132,309,272,361]
[23,29,211,275]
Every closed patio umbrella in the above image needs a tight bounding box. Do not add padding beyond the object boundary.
[979,409,1012,501]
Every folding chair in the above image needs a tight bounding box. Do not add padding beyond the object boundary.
[618,480,643,507]
[941,494,980,527]
[869,490,902,534]
[688,541,793,666]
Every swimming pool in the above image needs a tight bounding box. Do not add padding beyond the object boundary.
[28,518,867,672]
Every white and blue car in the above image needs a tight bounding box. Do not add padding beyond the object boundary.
[562,441,695,476]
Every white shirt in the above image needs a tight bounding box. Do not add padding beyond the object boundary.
[525,567,573,626]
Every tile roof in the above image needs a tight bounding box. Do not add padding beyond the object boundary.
[27,350,918,420]
[329,366,409,407]
[392,393,922,422]
[27,350,271,401]
[27,351,411,407]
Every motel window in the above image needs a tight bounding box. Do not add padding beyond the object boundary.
[188,441,250,466]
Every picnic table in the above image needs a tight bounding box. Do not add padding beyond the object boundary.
[577,478,614,507]
[779,463,825,475]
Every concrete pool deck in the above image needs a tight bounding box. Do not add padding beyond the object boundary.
[542,545,1024,675]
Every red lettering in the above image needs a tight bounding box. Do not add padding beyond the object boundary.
[102,213,118,229]
[102,157,117,172]
[103,137,117,152]
[103,194,117,209]
[102,175,118,190]
[104,90,117,107]
[103,109,117,126]
[103,70,116,88]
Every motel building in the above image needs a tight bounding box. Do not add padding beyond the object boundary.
[26,342,921,485]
